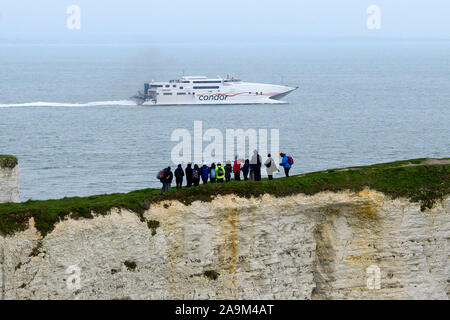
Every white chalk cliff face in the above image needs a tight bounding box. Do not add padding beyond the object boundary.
[0,190,448,300]
[0,165,20,203]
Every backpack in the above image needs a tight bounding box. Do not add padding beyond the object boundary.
[287,156,294,165]
[157,170,163,179]
[192,169,199,179]
[217,167,224,176]
[265,160,271,168]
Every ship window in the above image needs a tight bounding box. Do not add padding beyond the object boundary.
[173,85,176,88]
[165,85,170,88]
[193,80,222,84]
[163,93,172,95]
[177,92,186,95]
[193,86,220,89]
[150,84,163,88]
[180,86,183,89]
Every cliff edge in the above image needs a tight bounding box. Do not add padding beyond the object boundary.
[0,158,448,300]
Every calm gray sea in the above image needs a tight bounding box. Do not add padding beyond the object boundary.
[0,42,449,200]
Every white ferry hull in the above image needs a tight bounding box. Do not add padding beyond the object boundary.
[133,76,297,106]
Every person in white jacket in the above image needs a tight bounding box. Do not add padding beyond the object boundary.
[264,153,279,180]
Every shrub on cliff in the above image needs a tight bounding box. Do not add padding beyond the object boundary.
[0,155,18,169]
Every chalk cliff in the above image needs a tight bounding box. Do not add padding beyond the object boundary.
[0,155,19,203]
[1,190,448,300]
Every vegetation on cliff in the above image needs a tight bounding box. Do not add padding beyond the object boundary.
[0,158,448,236]
[0,155,18,169]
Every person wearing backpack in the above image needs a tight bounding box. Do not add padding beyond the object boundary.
[165,166,174,191]
[279,152,293,177]
[192,164,201,186]
[174,164,184,189]
[185,163,193,187]
[233,156,241,181]
[215,163,225,183]
[200,162,210,184]
[160,167,173,192]
[264,153,279,180]
[224,161,232,182]
[157,168,165,191]
[241,159,250,180]
[210,163,217,183]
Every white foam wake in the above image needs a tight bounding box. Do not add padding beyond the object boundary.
[0,100,137,108]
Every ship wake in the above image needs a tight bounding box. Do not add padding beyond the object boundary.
[0,100,138,108]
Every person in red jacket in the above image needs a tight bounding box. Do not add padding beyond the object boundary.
[233,156,241,181]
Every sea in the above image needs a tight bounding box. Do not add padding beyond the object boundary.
[0,41,449,200]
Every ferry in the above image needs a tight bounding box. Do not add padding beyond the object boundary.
[131,76,297,105]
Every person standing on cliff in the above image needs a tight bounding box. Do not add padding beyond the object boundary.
[192,164,201,186]
[264,153,279,180]
[279,152,293,177]
[215,163,225,183]
[241,159,250,180]
[159,167,173,192]
[185,163,193,187]
[224,161,232,182]
[250,150,262,181]
[233,156,241,181]
[200,162,210,184]
[210,163,217,183]
[174,164,184,189]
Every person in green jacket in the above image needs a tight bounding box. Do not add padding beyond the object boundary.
[215,163,225,183]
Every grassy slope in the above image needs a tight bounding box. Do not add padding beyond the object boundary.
[0,158,448,236]
[0,155,18,169]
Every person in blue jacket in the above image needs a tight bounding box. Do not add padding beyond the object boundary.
[200,162,210,184]
[279,152,291,177]
[210,163,217,183]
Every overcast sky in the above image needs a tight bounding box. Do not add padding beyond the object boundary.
[1,0,449,42]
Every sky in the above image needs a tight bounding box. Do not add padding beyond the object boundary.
[0,0,449,43]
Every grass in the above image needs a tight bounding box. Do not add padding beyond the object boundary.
[147,220,160,236]
[0,155,18,169]
[0,158,448,237]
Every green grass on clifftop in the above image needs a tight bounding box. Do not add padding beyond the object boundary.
[0,158,448,236]
[0,155,18,169]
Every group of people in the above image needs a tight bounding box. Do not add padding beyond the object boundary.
[158,151,293,192]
